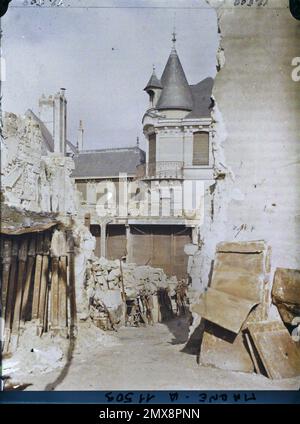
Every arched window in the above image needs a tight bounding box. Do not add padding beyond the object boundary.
[193,131,209,166]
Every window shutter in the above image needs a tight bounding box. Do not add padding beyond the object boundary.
[193,132,209,166]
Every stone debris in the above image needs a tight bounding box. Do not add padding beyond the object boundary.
[272,268,300,327]
[85,256,188,330]
[190,240,300,379]
[2,324,65,378]
[246,320,300,380]
[2,320,120,386]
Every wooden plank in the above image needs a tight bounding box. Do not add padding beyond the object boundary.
[1,239,12,320]
[3,241,19,352]
[21,255,35,325]
[31,254,43,320]
[31,233,44,319]
[11,238,28,334]
[67,231,77,337]
[5,240,19,330]
[37,232,51,334]
[58,256,68,333]
[37,255,49,335]
[247,321,300,379]
[191,287,258,334]
[50,256,59,333]
[21,236,36,325]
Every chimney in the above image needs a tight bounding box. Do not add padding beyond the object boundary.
[53,88,67,155]
[77,120,84,151]
[38,94,54,135]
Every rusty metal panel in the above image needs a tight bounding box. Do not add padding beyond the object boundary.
[191,287,258,334]
[247,321,300,379]
[200,321,254,373]
[107,225,127,260]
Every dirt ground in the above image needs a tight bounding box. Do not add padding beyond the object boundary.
[9,317,299,391]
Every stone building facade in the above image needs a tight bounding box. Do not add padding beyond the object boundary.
[73,35,214,280]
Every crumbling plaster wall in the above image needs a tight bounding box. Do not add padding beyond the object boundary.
[197,0,300,289]
[1,112,79,215]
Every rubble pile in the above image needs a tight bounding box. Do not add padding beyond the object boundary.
[191,241,300,380]
[85,257,188,330]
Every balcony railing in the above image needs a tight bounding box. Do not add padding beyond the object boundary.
[136,161,184,179]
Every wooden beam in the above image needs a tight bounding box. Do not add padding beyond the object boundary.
[67,231,77,337]
[37,232,51,335]
[31,233,44,320]
[37,255,49,336]
[21,236,36,325]
[50,256,59,335]
[1,238,12,321]
[5,240,19,330]
[10,238,28,350]
[58,255,68,335]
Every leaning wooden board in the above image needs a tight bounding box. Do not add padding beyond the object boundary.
[247,321,300,379]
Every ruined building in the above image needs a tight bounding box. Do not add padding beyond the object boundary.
[1,89,78,214]
[1,89,80,352]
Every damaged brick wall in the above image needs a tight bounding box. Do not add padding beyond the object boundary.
[197,0,300,289]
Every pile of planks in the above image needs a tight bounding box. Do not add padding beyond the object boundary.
[191,241,300,379]
[1,227,77,353]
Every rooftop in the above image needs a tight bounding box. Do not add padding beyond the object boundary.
[72,146,146,179]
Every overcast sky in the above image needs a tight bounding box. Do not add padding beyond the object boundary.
[2,0,218,150]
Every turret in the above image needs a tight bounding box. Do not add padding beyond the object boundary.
[144,66,162,109]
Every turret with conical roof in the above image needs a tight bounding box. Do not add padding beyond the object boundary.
[144,66,163,109]
[142,32,214,183]
[144,67,163,91]
[156,32,193,112]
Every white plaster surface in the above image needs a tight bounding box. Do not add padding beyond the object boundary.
[196,0,300,288]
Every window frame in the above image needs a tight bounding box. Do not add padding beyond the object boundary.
[192,130,211,167]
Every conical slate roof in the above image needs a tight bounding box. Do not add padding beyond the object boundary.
[156,47,193,111]
[144,70,162,90]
